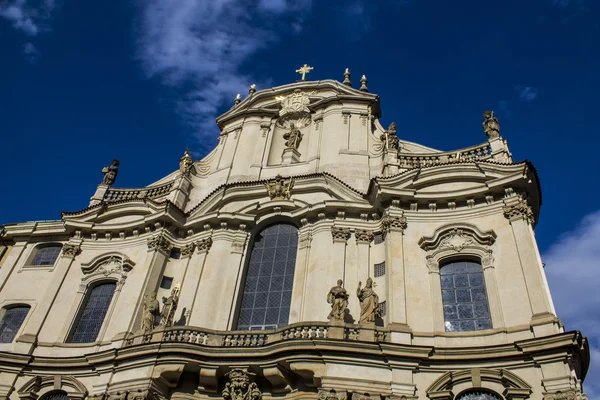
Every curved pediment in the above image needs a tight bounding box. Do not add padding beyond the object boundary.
[80,252,135,275]
[419,222,497,252]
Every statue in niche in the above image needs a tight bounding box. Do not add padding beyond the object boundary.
[283,123,303,149]
[179,149,193,176]
[265,174,294,200]
[327,279,349,322]
[357,278,379,324]
[159,284,180,327]
[222,369,262,400]
[482,110,500,139]
[141,291,160,331]
[101,159,120,186]
[380,122,399,150]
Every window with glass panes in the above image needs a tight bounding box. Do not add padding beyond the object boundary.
[455,391,502,400]
[236,224,298,330]
[440,260,491,332]
[0,306,30,343]
[41,391,69,400]
[68,282,116,343]
[31,245,62,266]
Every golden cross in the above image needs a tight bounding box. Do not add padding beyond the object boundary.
[295,64,314,80]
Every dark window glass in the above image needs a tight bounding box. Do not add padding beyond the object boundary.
[69,282,116,343]
[41,391,68,400]
[373,232,385,244]
[0,306,30,343]
[374,262,386,277]
[377,301,386,317]
[160,276,173,289]
[456,391,502,400]
[31,245,62,266]
[170,248,181,259]
[237,224,298,330]
[440,260,491,332]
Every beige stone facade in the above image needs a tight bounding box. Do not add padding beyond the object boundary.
[0,76,589,400]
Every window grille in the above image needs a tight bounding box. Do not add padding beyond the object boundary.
[170,248,181,259]
[440,260,491,332]
[69,282,116,343]
[41,392,68,400]
[377,301,386,317]
[0,306,30,343]
[160,276,173,289]
[374,261,386,277]
[373,232,385,244]
[456,391,502,400]
[31,245,62,266]
[236,224,298,331]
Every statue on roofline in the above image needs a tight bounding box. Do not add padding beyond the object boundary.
[102,159,120,186]
[179,149,193,176]
[482,110,500,139]
[380,122,399,150]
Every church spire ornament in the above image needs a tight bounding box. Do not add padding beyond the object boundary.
[359,75,368,92]
[295,64,314,81]
[343,68,352,86]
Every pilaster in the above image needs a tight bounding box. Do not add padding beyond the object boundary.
[382,210,408,327]
[179,237,212,326]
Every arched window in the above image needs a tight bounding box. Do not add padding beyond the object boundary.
[440,260,491,332]
[0,305,30,343]
[236,223,298,330]
[68,282,116,343]
[30,245,62,266]
[41,391,68,400]
[455,390,502,400]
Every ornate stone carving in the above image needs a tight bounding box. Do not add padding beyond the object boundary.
[357,278,379,324]
[196,238,213,253]
[318,389,347,400]
[101,159,120,186]
[381,122,400,150]
[331,227,351,243]
[142,291,160,331]
[88,394,107,400]
[127,390,150,400]
[179,149,193,176]
[275,89,314,128]
[382,215,407,233]
[283,123,303,149]
[62,243,80,258]
[222,369,262,400]
[266,175,294,200]
[181,243,195,258]
[439,229,475,252]
[159,283,180,327]
[108,392,128,400]
[147,235,172,254]
[352,393,378,400]
[543,390,588,400]
[503,199,535,224]
[355,229,374,244]
[483,110,500,139]
[327,279,349,321]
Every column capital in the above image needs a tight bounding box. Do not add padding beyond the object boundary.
[196,237,213,254]
[382,215,407,233]
[355,229,374,244]
[503,198,535,224]
[61,243,81,258]
[147,235,172,254]
[331,227,351,243]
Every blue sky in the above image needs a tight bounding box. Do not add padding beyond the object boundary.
[1,0,599,395]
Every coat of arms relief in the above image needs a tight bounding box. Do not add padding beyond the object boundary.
[275,89,316,129]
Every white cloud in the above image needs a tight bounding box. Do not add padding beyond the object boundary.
[21,42,40,63]
[0,0,57,36]
[135,0,312,146]
[543,210,600,397]
[515,86,539,102]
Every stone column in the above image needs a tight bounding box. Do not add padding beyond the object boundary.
[0,242,28,292]
[14,242,81,354]
[128,233,171,333]
[503,198,556,332]
[331,226,351,285]
[353,229,373,323]
[178,237,212,326]
[382,212,409,327]
[290,220,312,324]
[481,250,506,329]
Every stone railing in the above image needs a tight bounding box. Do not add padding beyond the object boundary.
[398,142,494,169]
[104,181,175,202]
[124,322,388,348]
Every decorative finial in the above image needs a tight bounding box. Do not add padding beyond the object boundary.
[234,94,241,105]
[482,110,500,139]
[295,64,314,81]
[179,149,193,176]
[249,84,256,94]
[359,75,368,92]
[343,68,352,86]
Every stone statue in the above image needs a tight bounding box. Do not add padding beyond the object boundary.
[222,369,262,400]
[265,174,294,200]
[179,149,193,176]
[482,111,500,139]
[327,279,349,321]
[141,291,160,331]
[381,122,399,150]
[357,278,379,324]
[102,159,120,186]
[283,123,303,149]
[159,284,180,327]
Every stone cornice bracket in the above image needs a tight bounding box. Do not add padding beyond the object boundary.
[331,227,352,243]
[196,237,213,254]
[318,388,348,400]
[222,369,262,400]
[147,235,173,255]
[503,197,535,225]
[61,243,81,258]
[355,229,374,244]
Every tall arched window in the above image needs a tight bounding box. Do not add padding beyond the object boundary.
[0,305,30,343]
[68,282,116,343]
[41,391,68,400]
[30,244,62,266]
[440,260,491,332]
[236,223,298,330]
[456,391,502,400]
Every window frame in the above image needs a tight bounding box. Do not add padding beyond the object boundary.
[0,304,31,344]
[25,243,63,268]
[67,280,118,344]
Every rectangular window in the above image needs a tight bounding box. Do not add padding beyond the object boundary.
[160,276,173,289]
[374,261,386,277]
[373,232,385,244]
[377,301,387,317]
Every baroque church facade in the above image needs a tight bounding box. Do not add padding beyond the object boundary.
[0,68,589,400]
